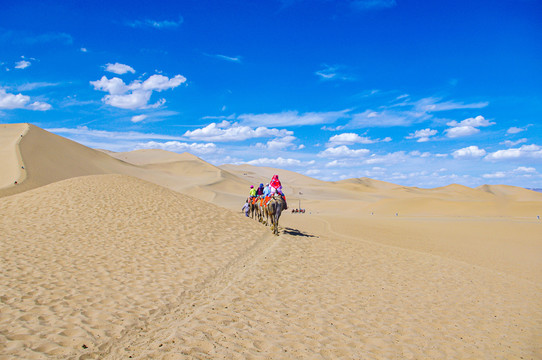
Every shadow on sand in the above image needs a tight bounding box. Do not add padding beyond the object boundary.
[282,227,318,238]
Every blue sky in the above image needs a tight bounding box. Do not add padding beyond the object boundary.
[1,0,541,188]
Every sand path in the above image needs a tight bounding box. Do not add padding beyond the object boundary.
[97,220,541,359]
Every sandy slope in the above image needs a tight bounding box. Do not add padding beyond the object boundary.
[0,123,28,189]
[1,124,542,359]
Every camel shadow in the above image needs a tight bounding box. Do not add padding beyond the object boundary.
[282,227,318,238]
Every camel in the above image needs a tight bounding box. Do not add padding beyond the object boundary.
[266,194,286,235]
[249,198,260,220]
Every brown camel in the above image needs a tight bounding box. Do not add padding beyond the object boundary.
[266,194,286,235]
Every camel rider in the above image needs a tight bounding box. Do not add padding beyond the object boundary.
[263,183,270,197]
[256,183,264,196]
[269,175,287,209]
[249,185,256,199]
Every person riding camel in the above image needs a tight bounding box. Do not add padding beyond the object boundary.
[269,175,287,209]
[249,185,256,201]
[256,183,264,196]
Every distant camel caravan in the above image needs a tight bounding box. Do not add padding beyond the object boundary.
[247,194,285,236]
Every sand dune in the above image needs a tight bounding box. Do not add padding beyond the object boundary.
[1,123,542,359]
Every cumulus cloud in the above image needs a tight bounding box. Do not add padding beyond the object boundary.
[134,141,217,154]
[406,128,437,142]
[327,132,391,146]
[447,115,495,128]
[445,125,480,138]
[485,144,542,161]
[444,115,494,138]
[238,110,349,127]
[27,101,52,111]
[15,60,31,69]
[183,121,293,142]
[318,145,370,158]
[0,88,51,110]
[105,62,136,75]
[451,146,486,159]
[256,135,297,151]
[142,74,187,91]
[90,74,186,110]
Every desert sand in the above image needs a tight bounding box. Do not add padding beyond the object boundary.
[1,123,541,359]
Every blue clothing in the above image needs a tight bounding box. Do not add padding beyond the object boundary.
[263,186,270,196]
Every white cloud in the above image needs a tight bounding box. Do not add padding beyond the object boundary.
[482,167,539,180]
[256,135,297,151]
[409,150,431,158]
[15,60,31,69]
[507,126,527,134]
[482,172,506,179]
[238,110,349,127]
[349,109,430,128]
[210,54,242,63]
[104,91,153,110]
[90,76,131,94]
[325,160,352,167]
[485,144,542,161]
[16,82,59,91]
[142,74,186,91]
[105,62,136,75]
[131,114,148,123]
[0,89,29,109]
[305,169,321,176]
[327,132,391,146]
[47,126,183,141]
[246,157,314,167]
[447,115,495,128]
[315,64,352,81]
[27,101,52,111]
[80,47,88,52]
[445,125,480,138]
[318,145,370,158]
[501,138,527,147]
[513,166,536,174]
[414,98,488,113]
[452,146,486,159]
[406,128,437,142]
[134,141,217,154]
[90,74,186,110]
[183,121,293,142]
[0,88,51,110]
[363,151,408,165]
